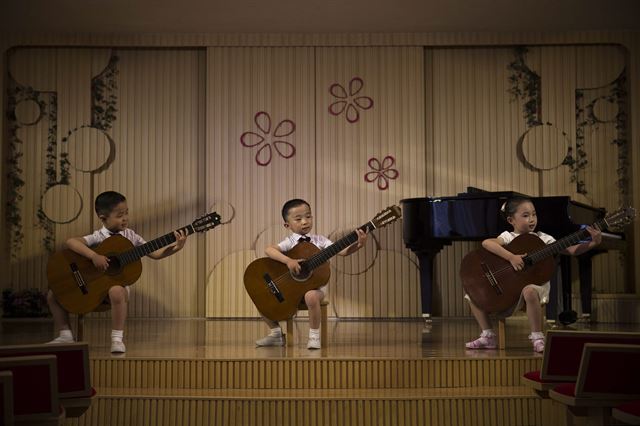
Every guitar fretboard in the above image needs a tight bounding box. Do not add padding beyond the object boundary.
[525,218,605,265]
[118,225,195,266]
[302,222,375,271]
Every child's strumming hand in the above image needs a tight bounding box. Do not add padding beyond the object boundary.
[508,253,526,271]
[286,258,303,275]
[91,253,110,271]
[174,229,188,250]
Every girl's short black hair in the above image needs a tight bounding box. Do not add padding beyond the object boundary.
[95,191,126,217]
[281,199,310,221]
[501,196,533,220]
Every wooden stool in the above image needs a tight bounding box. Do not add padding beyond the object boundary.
[498,303,546,350]
[285,300,329,347]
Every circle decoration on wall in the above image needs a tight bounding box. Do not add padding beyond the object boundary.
[591,96,617,123]
[208,200,236,225]
[518,123,571,171]
[14,99,44,126]
[41,184,83,224]
[327,227,379,275]
[64,126,115,173]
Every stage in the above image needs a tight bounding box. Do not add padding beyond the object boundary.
[2,317,638,425]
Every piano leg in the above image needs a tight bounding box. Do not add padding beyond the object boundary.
[578,251,599,319]
[558,255,578,325]
[415,250,437,322]
[547,257,560,322]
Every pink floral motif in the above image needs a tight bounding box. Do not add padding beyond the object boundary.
[364,156,399,190]
[240,111,296,166]
[328,77,374,123]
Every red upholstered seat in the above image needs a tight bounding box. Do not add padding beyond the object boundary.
[613,400,640,425]
[0,355,61,423]
[552,383,577,397]
[545,333,640,379]
[616,400,640,417]
[522,331,640,399]
[0,343,94,418]
[523,370,542,382]
[0,343,91,397]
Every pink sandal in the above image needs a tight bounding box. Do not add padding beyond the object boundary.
[465,334,497,349]
[532,338,545,353]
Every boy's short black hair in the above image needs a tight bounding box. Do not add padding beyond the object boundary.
[95,191,126,217]
[281,199,310,221]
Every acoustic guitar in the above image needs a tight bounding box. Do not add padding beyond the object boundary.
[47,212,222,314]
[243,205,402,321]
[459,206,635,314]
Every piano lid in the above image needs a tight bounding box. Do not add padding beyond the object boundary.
[400,188,606,247]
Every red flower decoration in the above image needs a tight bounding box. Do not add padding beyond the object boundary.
[328,77,374,123]
[240,111,296,166]
[364,156,399,190]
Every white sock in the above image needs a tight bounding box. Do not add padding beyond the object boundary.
[309,328,320,339]
[59,329,73,339]
[481,329,496,337]
[268,327,282,337]
[111,329,124,342]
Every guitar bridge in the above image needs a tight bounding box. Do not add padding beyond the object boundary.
[70,263,89,295]
[263,273,284,303]
[481,262,503,295]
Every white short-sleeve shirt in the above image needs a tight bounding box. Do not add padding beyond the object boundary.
[497,230,556,246]
[83,226,146,248]
[277,232,333,253]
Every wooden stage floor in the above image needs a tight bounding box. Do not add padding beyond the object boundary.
[1,316,637,359]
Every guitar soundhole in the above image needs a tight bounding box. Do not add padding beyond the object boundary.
[105,256,122,275]
[291,267,312,282]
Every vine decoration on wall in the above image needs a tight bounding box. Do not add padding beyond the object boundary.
[36,92,59,252]
[6,82,46,258]
[91,55,119,131]
[6,54,120,256]
[565,70,628,199]
[507,46,542,128]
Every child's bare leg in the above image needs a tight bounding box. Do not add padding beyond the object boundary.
[304,290,323,349]
[468,299,492,330]
[109,286,128,331]
[523,287,542,333]
[47,289,71,331]
[46,289,75,343]
[304,290,323,330]
[108,286,128,353]
[466,299,497,349]
[523,287,545,352]
[261,317,280,329]
[256,314,283,346]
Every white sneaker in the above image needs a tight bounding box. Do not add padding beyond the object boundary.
[111,341,126,353]
[46,335,74,344]
[255,335,284,347]
[307,336,321,350]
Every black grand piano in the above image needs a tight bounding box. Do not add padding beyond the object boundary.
[401,188,625,324]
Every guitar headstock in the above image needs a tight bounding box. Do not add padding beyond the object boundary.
[193,212,222,232]
[371,205,402,229]
[604,206,636,230]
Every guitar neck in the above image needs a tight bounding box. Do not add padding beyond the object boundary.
[118,224,195,265]
[526,218,605,264]
[302,221,375,271]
